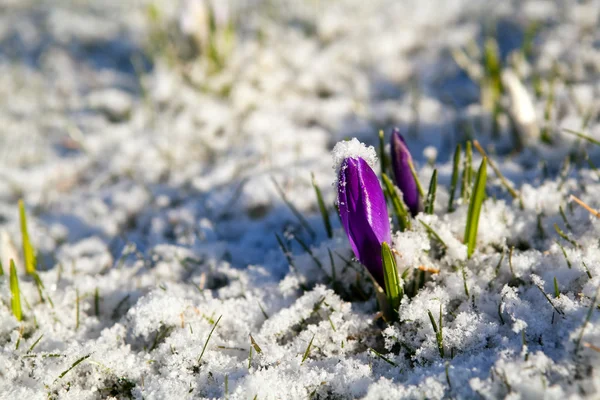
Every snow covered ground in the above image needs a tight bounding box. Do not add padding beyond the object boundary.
[1,0,600,398]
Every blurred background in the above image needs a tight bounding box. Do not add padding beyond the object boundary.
[0,0,598,266]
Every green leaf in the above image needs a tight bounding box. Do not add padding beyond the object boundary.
[425,169,438,215]
[381,242,403,315]
[19,199,37,274]
[311,173,332,238]
[464,158,487,258]
[381,173,410,231]
[448,144,461,212]
[10,259,22,321]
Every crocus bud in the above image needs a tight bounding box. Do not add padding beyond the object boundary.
[338,157,391,288]
[391,128,420,216]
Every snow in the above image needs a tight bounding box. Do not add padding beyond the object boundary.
[331,138,378,175]
[0,0,600,399]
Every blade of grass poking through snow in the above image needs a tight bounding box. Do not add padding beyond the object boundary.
[27,334,43,354]
[461,141,473,202]
[582,261,592,279]
[554,223,580,248]
[425,169,438,214]
[534,283,564,315]
[271,177,316,239]
[368,347,398,366]
[427,307,444,358]
[275,234,297,273]
[0,260,3,276]
[311,173,332,238]
[302,334,315,364]
[10,260,22,321]
[55,354,91,382]
[250,335,262,354]
[540,71,556,144]
[562,128,600,146]
[381,242,402,317]
[559,206,572,231]
[555,241,572,269]
[461,264,469,297]
[19,199,37,274]
[575,284,600,353]
[464,158,487,258]
[473,141,523,209]
[408,159,425,198]
[294,236,325,273]
[419,220,447,250]
[197,315,222,364]
[448,144,461,212]
[554,277,560,298]
[381,173,410,231]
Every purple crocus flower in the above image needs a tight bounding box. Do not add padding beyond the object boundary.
[338,157,391,288]
[391,128,420,216]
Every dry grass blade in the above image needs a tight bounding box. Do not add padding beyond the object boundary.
[570,195,600,218]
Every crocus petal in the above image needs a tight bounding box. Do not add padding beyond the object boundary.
[338,157,391,287]
[391,128,420,216]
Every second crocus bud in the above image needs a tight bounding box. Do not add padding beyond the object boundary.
[338,157,391,288]
[390,128,420,216]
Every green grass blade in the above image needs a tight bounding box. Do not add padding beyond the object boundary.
[381,173,410,231]
[448,144,461,212]
[311,173,332,238]
[19,199,37,274]
[302,334,315,364]
[56,354,91,381]
[10,260,22,321]
[198,315,222,364]
[563,128,600,146]
[294,236,325,273]
[427,308,444,358]
[425,169,438,214]
[381,242,402,315]
[368,347,398,366]
[419,220,447,249]
[464,158,487,258]
[559,206,572,231]
[271,178,316,239]
[0,259,4,276]
[461,141,473,202]
[250,334,262,354]
[554,223,579,248]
